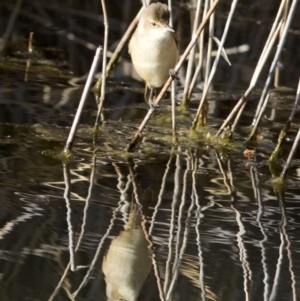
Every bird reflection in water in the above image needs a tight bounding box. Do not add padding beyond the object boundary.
[102,205,152,301]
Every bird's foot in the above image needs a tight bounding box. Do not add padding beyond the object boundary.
[149,99,160,110]
[169,69,179,80]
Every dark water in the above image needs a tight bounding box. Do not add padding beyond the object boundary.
[1,1,300,301]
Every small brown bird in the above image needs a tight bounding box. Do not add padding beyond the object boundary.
[129,2,178,106]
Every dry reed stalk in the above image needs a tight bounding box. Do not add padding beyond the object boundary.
[204,0,215,86]
[63,46,102,156]
[191,0,238,130]
[245,0,298,142]
[216,15,284,137]
[93,0,109,136]
[181,0,203,107]
[274,0,289,87]
[0,0,23,52]
[93,3,150,95]
[280,127,300,180]
[271,78,300,180]
[187,0,208,101]
[168,0,178,143]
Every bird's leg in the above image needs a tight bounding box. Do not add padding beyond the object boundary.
[144,84,149,104]
[149,87,154,106]
[169,69,179,80]
[148,87,159,109]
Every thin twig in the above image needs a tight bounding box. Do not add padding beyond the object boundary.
[232,17,283,133]
[63,46,102,155]
[204,0,215,86]
[192,0,238,129]
[246,94,270,143]
[168,0,178,142]
[93,0,109,138]
[187,0,208,101]
[252,0,298,125]
[181,0,203,107]
[93,6,146,94]
[280,78,300,180]
[274,0,289,87]
[0,0,23,52]
[216,17,284,136]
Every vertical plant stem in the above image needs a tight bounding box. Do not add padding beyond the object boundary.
[94,0,109,138]
[63,46,102,154]
[0,0,23,52]
[168,0,178,141]
[216,17,284,136]
[252,0,298,125]
[187,0,208,101]
[181,0,203,107]
[245,94,270,143]
[280,126,300,180]
[274,0,289,87]
[168,0,173,22]
[204,0,215,85]
[280,78,300,180]
[93,6,146,94]
[232,17,283,133]
[192,0,238,130]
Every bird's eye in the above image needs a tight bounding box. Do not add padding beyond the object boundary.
[151,22,157,27]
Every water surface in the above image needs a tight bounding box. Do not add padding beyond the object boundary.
[1,1,300,301]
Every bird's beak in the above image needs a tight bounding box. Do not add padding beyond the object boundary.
[165,24,175,32]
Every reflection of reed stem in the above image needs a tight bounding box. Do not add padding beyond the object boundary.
[48,153,97,300]
[62,162,76,271]
[149,152,174,235]
[269,204,285,300]
[166,153,195,299]
[128,160,142,206]
[72,160,134,297]
[285,220,297,301]
[232,205,251,301]
[164,151,182,293]
[276,192,297,301]
[173,151,190,274]
[142,207,166,301]
[252,163,270,301]
[74,152,97,256]
[72,194,129,297]
[193,153,207,300]
[215,151,236,201]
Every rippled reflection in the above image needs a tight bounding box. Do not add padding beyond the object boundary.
[1,138,300,301]
[102,205,152,301]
